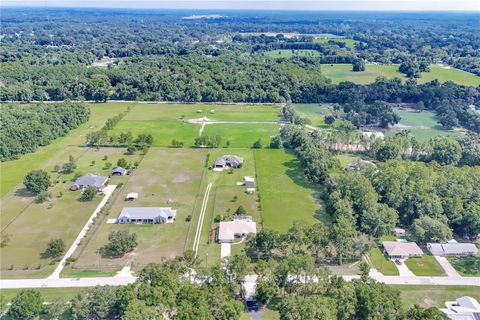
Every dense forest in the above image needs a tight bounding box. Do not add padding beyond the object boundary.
[0,102,90,161]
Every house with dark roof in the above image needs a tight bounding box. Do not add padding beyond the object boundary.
[214,155,244,170]
[70,174,108,191]
[427,243,478,257]
[117,207,176,224]
[112,166,127,176]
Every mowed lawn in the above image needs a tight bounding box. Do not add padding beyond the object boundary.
[387,109,460,142]
[367,247,399,276]
[320,64,480,86]
[391,285,480,308]
[71,148,207,270]
[404,255,446,276]
[0,147,140,278]
[0,102,134,197]
[201,124,280,148]
[255,149,327,233]
[111,103,279,147]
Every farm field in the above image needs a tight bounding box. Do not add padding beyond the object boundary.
[404,255,446,276]
[201,123,280,148]
[320,64,480,86]
[387,109,460,142]
[0,102,134,197]
[70,148,207,270]
[255,149,327,233]
[188,148,262,266]
[111,103,280,147]
[0,147,140,278]
[265,49,320,58]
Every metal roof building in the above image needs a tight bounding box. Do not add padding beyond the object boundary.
[117,207,176,224]
[427,243,478,257]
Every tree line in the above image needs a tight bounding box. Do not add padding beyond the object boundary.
[0,101,90,161]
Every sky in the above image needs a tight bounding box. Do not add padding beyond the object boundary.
[1,0,479,11]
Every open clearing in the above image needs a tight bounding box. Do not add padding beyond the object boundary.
[70,148,206,271]
[294,103,332,128]
[1,147,140,278]
[313,38,360,46]
[265,49,320,58]
[255,149,327,233]
[392,285,480,308]
[404,255,446,276]
[201,123,280,148]
[320,64,480,86]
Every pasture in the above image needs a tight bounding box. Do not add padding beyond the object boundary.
[320,64,480,86]
[70,148,206,270]
[201,123,280,148]
[255,149,327,233]
[0,146,140,278]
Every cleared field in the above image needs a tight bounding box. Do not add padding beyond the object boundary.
[294,103,332,128]
[189,149,261,266]
[367,247,399,276]
[265,49,320,58]
[111,103,279,147]
[321,64,480,86]
[0,102,134,197]
[392,285,480,308]
[71,148,206,270]
[201,124,280,148]
[0,147,139,278]
[387,109,460,142]
[313,38,360,46]
[335,153,362,167]
[255,149,327,233]
[404,255,446,276]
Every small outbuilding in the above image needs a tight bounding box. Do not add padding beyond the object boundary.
[70,174,108,191]
[244,176,255,187]
[125,193,138,201]
[382,241,423,259]
[427,243,478,257]
[117,207,176,224]
[394,228,406,238]
[112,166,127,176]
[246,188,255,194]
[214,155,244,170]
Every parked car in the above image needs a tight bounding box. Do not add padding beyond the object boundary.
[395,259,402,265]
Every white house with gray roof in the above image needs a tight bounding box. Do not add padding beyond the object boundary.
[117,207,176,224]
[214,155,244,170]
[70,174,108,191]
[427,243,478,257]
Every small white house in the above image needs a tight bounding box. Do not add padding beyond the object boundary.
[218,219,257,243]
[126,193,138,201]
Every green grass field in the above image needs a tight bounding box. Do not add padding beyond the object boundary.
[448,256,480,276]
[387,109,460,142]
[367,247,399,276]
[72,148,207,269]
[320,64,480,86]
[294,103,332,128]
[404,255,446,276]
[313,38,360,46]
[391,285,480,308]
[255,149,327,233]
[0,288,85,304]
[201,124,280,148]
[265,49,320,58]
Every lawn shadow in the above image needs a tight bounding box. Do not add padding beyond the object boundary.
[14,187,36,198]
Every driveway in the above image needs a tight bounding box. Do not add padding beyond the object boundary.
[433,256,461,278]
[393,259,415,277]
[220,243,231,259]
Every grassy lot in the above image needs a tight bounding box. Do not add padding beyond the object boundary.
[189,149,261,266]
[0,287,85,303]
[313,38,360,46]
[387,109,460,142]
[367,247,399,276]
[448,256,480,276]
[71,148,207,270]
[240,308,279,320]
[0,102,134,197]
[111,103,279,147]
[391,285,480,308]
[293,103,332,128]
[60,266,119,278]
[201,124,280,148]
[335,153,362,167]
[1,147,140,278]
[255,149,327,233]
[404,255,446,276]
[320,64,480,86]
[265,49,320,58]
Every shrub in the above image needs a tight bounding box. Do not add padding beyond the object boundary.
[214,214,222,223]
[100,230,138,257]
[24,170,51,194]
[80,186,97,201]
[186,215,192,222]
[42,239,66,259]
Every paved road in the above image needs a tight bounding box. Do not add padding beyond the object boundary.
[369,269,479,285]
[48,185,117,279]
[0,275,136,289]
[433,256,461,278]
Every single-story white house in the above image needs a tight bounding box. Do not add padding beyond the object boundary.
[440,296,480,320]
[117,207,176,224]
[427,243,478,257]
[244,176,255,187]
[382,241,423,258]
[70,174,108,191]
[112,166,127,176]
[125,193,138,201]
[218,219,257,243]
